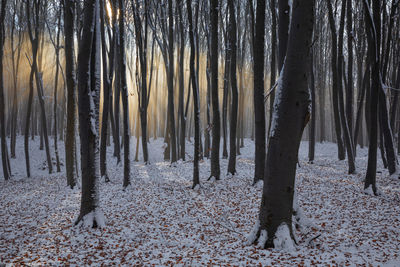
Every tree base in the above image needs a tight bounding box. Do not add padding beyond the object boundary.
[75,209,106,228]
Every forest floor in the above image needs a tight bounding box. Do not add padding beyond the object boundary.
[1,137,400,266]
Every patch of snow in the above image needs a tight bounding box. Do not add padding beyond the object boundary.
[254,179,263,189]
[245,219,260,246]
[273,223,295,252]
[364,185,375,196]
[256,230,268,248]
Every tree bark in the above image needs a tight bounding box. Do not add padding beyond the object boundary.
[119,0,130,188]
[227,0,238,176]
[187,0,200,188]
[75,0,104,227]
[209,0,220,180]
[64,0,77,188]
[252,0,266,184]
[251,0,314,248]
[327,0,345,160]
[0,0,11,180]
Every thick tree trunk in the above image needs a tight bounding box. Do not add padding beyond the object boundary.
[209,0,220,180]
[364,0,380,195]
[250,0,314,248]
[252,0,266,184]
[75,0,104,227]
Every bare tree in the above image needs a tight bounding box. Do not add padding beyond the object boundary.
[227,0,238,176]
[64,0,77,188]
[0,0,11,180]
[209,0,221,180]
[119,0,130,188]
[252,0,266,184]
[249,0,314,249]
[75,0,104,227]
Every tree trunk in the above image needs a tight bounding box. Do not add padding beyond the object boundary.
[327,0,345,161]
[187,0,200,188]
[252,0,266,184]
[209,0,220,180]
[364,0,380,195]
[309,50,316,163]
[250,0,314,248]
[119,0,130,188]
[168,0,177,163]
[100,0,113,182]
[337,0,355,174]
[0,0,11,180]
[75,0,104,227]
[227,0,238,176]
[64,0,77,188]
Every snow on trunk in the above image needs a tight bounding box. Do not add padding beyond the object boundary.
[273,223,295,252]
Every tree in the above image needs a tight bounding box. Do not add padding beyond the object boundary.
[252,0,266,184]
[186,0,200,188]
[64,0,78,188]
[26,0,53,175]
[0,0,11,180]
[227,0,238,176]
[75,0,104,227]
[337,0,356,174]
[9,0,24,159]
[364,0,382,195]
[168,0,177,163]
[132,0,150,164]
[209,0,221,180]
[327,0,345,161]
[46,4,62,173]
[100,0,113,182]
[119,0,130,188]
[249,0,314,249]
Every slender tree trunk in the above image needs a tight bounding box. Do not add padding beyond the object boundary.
[309,50,316,163]
[64,0,77,188]
[187,0,200,188]
[118,0,130,188]
[52,11,62,172]
[0,0,11,180]
[327,0,345,160]
[227,0,238,176]
[100,0,113,182]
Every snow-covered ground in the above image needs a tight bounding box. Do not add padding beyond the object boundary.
[1,137,400,266]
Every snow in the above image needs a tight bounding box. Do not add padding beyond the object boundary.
[1,138,400,265]
[77,209,106,228]
[364,185,375,196]
[269,66,284,138]
[256,229,268,248]
[245,219,260,246]
[273,223,295,252]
